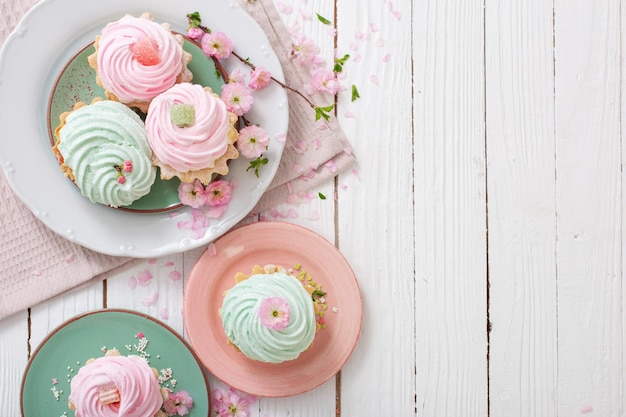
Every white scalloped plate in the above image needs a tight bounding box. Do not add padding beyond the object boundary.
[0,0,287,257]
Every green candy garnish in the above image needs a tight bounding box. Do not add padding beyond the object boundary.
[170,104,196,127]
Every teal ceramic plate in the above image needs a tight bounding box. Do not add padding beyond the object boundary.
[21,309,210,417]
[47,38,224,213]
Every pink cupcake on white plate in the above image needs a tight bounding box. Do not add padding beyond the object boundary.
[88,12,193,113]
[145,82,239,184]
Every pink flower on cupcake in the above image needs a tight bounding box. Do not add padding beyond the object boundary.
[259,297,290,330]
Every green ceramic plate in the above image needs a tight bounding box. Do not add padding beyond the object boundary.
[21,309,210,417]
[47,38,224,213]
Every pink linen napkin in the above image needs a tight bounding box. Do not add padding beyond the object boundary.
[0,0,355,320]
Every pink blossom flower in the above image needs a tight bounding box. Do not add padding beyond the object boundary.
[248,67,272,90]
[201,32,232,59]
[310,68,345,95]
[290,32,323,67]
[123,160,133,172]
[205,180,233,207]
[228,69,246,84]
[178,179,206,208]
[213,388,255,417]
[162,389,194,416]
[237,125,269,159]
[221,83,254,116]
[187,27,205,41]
[258,297,290,330]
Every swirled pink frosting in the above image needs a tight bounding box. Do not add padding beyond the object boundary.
[145,83,231,172]
[68,355,163,417]
[97,14,185,103]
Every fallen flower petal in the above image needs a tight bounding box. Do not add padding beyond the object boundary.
[169,270,182,281]
[137,270,153,287]
[141,291,159,306]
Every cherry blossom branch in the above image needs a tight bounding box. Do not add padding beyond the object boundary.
[230,51,317,109]
[186,12,335,121]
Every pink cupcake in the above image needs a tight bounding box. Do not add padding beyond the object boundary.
[145,83,239,184]
[88,12,193,113]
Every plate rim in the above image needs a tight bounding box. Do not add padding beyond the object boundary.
[20,308,211,417]
[183,221,363,397]
[0,0,288,258]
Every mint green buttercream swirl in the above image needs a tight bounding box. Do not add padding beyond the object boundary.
[221,272,316,363]
[57,101,156,207]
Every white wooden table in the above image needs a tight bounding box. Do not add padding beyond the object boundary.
[1,0,624,415]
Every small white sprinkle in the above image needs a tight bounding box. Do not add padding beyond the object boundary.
[332,306,338,313]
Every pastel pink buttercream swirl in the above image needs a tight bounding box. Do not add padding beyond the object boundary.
[146,83,231,172]
[97,14,184,103]
[68,355,163,417]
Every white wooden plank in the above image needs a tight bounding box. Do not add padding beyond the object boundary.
[554,0,622,414]
[106,255,185,335]
[30,284,103,351]
[412,0,488,415]
[622,0,626,411]
[485,1,558,415]
[0,311,28,416]
[336,0,416,416]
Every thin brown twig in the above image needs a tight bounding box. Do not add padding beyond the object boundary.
[188,14,318,109]
[231,50,317,108]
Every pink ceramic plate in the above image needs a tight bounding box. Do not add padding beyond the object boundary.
[184,221,362,397]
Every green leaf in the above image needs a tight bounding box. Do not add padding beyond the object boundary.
[314,104,335,121]
[188,12,202,28]
[318,192,327,200]
[351,84,360,102]
[333,54,350,73]
[333,54,350,72]
[316,13,332,25]
[335,54,350,65]
[246,156,269,177]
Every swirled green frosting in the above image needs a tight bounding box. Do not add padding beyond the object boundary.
[57,100,156,207]
[221,272,316,363]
